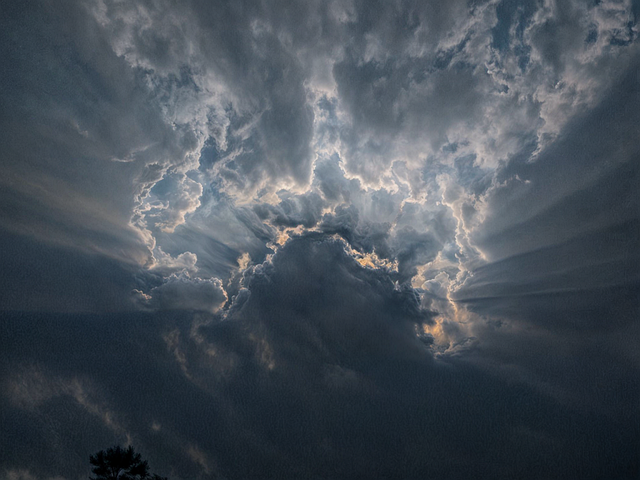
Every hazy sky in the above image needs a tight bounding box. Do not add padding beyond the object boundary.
[1,1,639,478]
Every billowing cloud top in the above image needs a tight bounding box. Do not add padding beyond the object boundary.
[1,1,638,479]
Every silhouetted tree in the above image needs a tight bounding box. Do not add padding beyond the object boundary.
[89,446,167,480]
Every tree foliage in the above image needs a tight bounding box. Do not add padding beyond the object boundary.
[89,446,167,480]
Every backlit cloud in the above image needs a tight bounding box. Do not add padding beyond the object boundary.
[1,0,638,478]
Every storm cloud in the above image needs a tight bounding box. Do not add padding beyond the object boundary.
[1,0,638,478]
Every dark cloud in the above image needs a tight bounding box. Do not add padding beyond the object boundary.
[1,0,639,479]
[319,204,393,261]
[392,226,442,282]
[2,235,637,479]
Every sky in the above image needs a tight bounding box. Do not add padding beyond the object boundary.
[0,0,639,479]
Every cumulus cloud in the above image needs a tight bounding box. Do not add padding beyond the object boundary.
[142,273,227,314]
[148,247,198,277]
[253,191,325,229]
